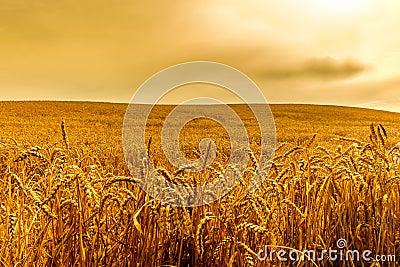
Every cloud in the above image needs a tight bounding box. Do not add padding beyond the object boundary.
[257,57,368,81]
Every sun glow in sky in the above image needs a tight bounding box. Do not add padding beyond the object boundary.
[0,0,399,112]
[314,0,368,14]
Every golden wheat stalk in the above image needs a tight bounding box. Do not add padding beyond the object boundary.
[61,120,69,150]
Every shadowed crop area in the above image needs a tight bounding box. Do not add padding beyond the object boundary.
[0,101,400,266]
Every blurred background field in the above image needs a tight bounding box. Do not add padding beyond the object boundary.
[2,101,400,149]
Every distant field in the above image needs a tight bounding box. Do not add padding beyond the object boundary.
[1,101,399,266]
[1,101,400,147]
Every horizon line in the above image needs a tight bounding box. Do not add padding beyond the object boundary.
[0,99,399,114]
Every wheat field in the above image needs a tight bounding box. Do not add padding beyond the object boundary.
[1,101,400,266]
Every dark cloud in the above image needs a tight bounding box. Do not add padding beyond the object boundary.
[258,57,368,81]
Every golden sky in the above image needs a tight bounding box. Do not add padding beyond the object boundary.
[1,0,399,111]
